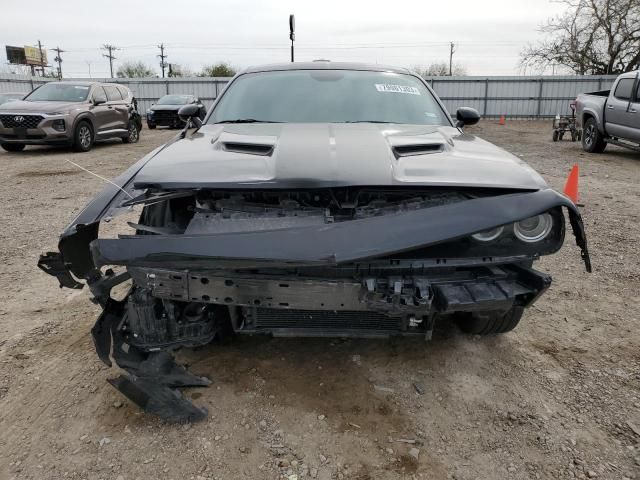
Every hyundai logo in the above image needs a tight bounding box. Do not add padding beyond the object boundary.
[13,115,25,123]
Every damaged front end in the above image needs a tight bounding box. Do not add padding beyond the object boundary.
[39,161,591,421]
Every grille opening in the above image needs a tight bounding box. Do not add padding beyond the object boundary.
[393,143,444,157]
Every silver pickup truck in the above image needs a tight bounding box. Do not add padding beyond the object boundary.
[576,71,640,153]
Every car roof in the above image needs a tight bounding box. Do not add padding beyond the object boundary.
[617,70,639,79]
[44,81,129,89]
[242,61,413,75]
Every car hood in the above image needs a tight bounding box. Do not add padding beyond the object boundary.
[0,100,85,113]
[149,104,184,112]
[133,123,548,190]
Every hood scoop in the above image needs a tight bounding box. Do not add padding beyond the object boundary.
[214,132,278,156]
[222,141,274,156]
[392,143,445,158]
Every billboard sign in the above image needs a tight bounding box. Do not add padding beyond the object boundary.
[6,46,27,65]
[24,45,47,65]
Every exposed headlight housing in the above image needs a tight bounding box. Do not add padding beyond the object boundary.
[471,226,504,242]
[514,213,553,243]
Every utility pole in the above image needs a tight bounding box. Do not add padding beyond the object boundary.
[289,14,295,63]
[52,46,65,79]
[102,44,119,78]
[158,43,167,78]
[449,42,456,76]
[37,40,46,76]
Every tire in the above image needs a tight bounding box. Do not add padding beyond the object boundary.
[122,121,140,144]
[1,143,26,152]
[559,132,564,141]
[552,130,559,142]
[73,121,94,152]
[457,306,525,335]
[147,123,156,130]
[571,131,577,142]
[582,117,607,153]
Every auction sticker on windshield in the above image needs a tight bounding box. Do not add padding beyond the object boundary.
[375,84,421,95]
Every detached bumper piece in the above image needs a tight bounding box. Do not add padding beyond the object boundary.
[91,299,210,423]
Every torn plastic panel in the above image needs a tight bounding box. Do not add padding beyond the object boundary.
[90,188,591,272]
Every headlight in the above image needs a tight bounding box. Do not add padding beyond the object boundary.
[471,226,504,242]
[514,213,553,242]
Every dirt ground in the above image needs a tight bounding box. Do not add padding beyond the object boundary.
[0,121,639,480]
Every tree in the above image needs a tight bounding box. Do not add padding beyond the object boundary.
[116,61,156,78]
[167,64,193,77]
[414,62,467,77]
[198,63,236,77]
[521,0,640,74]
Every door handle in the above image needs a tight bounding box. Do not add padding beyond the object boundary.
[607,105,614,109]
[107,106,113,109]
[630,109,637,113]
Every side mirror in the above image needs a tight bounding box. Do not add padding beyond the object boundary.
[178,103,201,122]
[93,97,106,106]
[456,107,480,128]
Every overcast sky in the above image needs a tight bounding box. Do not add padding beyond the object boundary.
[1,0,568,77]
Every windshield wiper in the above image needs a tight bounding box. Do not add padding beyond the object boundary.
[344,120,399,124]
[215,119,282,124]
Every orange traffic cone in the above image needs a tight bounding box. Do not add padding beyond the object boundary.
[563,164,580,203]
[499,115,505,125]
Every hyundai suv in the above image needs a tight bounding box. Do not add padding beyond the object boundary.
[0,81,142,152]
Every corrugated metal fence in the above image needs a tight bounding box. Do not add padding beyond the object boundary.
[0,72,618,119]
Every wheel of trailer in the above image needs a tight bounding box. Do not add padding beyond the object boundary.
[571,130,577,142]
[552,130,559,142]
[1,143,25,152]
[73,121,94,152]
[577,130,582,141]
[123,120,140,143]
[559,131,564,141]
[457,306,524,335]
[582,117,607,153]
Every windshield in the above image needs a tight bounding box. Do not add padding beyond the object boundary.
[158,94,192,105]
[25,83,90,102]
[208,69,450,125]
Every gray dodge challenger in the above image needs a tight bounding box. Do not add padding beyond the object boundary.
[39,62,591,421]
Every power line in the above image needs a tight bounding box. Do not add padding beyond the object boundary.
[52,46,65,79]
[101,44,119,78]
[157,43,167,78]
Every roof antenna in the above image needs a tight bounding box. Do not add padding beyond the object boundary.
[64,159,134,198]
[289,14,295,62]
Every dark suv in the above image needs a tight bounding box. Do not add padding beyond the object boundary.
[0,82,142,152]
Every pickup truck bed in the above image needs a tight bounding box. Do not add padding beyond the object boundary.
[575,71,640,153]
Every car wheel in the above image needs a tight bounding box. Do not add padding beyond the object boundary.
[147,123,156,130]
[123,121,140,143]
[457,306,524,335]
[552,130,559,142]
[73,121,94,152]
[582,117,607,153]
[1,143,26,152]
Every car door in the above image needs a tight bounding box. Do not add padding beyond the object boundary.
[89,86,112,134]
[104,85,128,132]
[604,76,640,142]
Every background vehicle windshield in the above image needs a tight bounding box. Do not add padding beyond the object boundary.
[208,70,450,125]
[158,94,192,105]
[24,83,90,102]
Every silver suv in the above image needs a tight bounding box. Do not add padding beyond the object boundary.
[0,81,142,152]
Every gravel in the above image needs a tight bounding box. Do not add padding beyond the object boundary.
[0,122,639,479]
